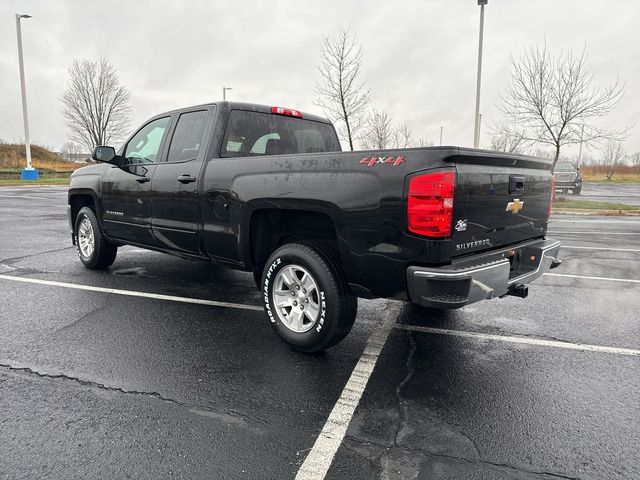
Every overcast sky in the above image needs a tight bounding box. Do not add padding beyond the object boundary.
[1,0,638,157]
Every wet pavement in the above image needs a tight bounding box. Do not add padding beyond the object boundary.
[0,186,638,479]
[574,182,640,206]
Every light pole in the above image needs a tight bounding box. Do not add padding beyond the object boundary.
[222,86,232,101]
[16,13,37,180]
[473,0,487,149]
[577,124,585,168]
[439,126,443,146]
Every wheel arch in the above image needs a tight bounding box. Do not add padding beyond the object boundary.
[68,189,101,229]
[247,208,342,271]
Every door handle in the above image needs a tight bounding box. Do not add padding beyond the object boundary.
[136,176,150,183]
[177,174,196,184]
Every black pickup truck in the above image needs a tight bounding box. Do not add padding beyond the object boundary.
[68,101,561,352]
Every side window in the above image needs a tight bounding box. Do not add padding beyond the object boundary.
[166,110,209,163]
[124,117,171,164]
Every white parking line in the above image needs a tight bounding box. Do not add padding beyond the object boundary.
[0,194,65,201]
[562,245,640,252]
[549,231,639,236]
[0,274,263,311]
[394,324,640,356]
[550,219,640,224]
[544,272,640,284]
[295,303,401,480]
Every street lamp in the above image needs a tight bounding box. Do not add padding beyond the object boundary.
[473,0,487,149]
[222,86,232,101]
[16,13,38,180]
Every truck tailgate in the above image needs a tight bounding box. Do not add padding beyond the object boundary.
[449,151,552,257]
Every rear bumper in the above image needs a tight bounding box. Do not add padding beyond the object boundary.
[406,238,561,309]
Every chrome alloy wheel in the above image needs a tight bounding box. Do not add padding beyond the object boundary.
[272,264,321,333]
[78,217,95,258]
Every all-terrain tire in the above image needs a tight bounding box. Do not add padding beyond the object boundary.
[260,242,357,353]
[74,207,118,269]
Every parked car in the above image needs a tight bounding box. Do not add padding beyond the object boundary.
[553,161,582,194]
[67,101,561,352]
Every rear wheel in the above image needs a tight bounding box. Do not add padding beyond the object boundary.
[74,207,117,269]
[260,242,357,353]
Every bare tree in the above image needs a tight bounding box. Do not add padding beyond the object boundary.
[315,28,370,151]
[392,123,414,148]
[61,59,131,152]
[489,125,528,153]
[60,141,84,155]
[360,109,394,150]
[630,152,640,168]
[601,141,626,180]
[415,138,434,148]
[579,154,596,167]
[530,147,553,159]
[361,111,431,150]
[496,44,625,170]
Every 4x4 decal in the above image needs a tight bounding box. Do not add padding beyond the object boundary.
[359,155,405,167]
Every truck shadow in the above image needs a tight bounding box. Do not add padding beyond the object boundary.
[397,303,462,329]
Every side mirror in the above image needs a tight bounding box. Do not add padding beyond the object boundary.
[92,146,116,163]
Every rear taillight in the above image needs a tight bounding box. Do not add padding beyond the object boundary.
[547,176,555,218]
[407,170,455,237]
[271,106,302,118]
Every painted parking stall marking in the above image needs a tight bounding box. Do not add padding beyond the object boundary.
[561,245,640,253]
[0,274,262,311]
[394,324,640,357]
[550,219,640,225]
[295,304,401,480]
[544,272,640,284]
[548,231,639,236]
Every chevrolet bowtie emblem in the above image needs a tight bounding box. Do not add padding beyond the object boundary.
[506,198,524,214]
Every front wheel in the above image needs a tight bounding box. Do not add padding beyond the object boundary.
[260,243,357,353]
[74,207,118,269]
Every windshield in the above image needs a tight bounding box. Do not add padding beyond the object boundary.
[555,162,576,171]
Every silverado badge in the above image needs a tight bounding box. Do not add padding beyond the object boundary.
[506,198,524,214]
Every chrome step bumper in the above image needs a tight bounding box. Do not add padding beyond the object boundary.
[406,238,561,309]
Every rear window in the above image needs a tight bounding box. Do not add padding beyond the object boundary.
[221,110,340,157]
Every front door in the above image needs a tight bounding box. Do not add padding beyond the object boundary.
[151,109,212,253]
[101,116,171,245]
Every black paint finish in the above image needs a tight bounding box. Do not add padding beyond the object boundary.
[69,102,555,301]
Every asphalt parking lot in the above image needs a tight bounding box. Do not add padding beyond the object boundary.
[1,186,639,480]
[573,182,640,206]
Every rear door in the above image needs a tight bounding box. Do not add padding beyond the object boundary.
[101,116,171,245]
[450,151,552,257]
[202,108,341,264]
[150,108,213,253]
